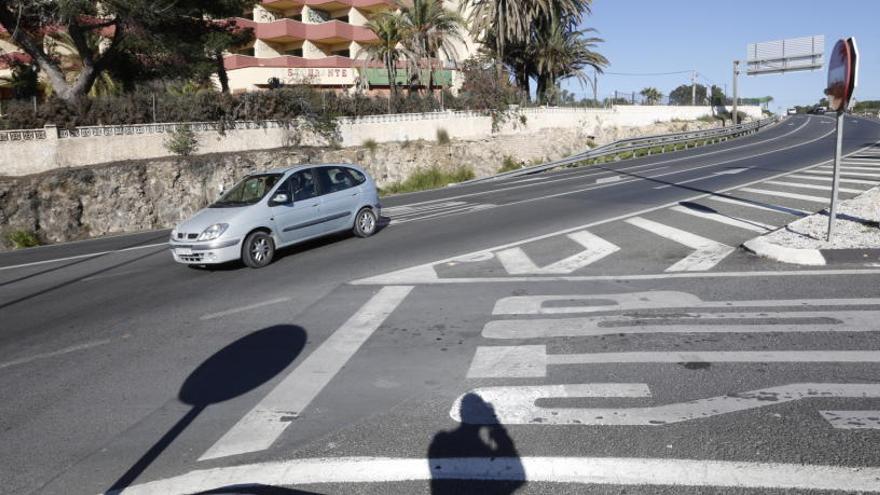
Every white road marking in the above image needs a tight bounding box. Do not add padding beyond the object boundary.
[706,195,808,216]
[352,135,880,286]
[595,175,623,184]
[451,383,880,426]
[199,285,413,460]
[467,346,880,378]
[820,164,880,172]
[482,310,879,339]
[738,187,829,203]
[652,167,748,189]
[200,297,292,320]
[495,230,619,275]
[624,217,734,271]
[819,410,880,429]
[804,169,880,178]
[0,243,168,272]
[0,339,112,370]
[763,180,862,194]
[787,174,879,185]
[393,203,496,224]
[103,455,880,494]
[492,292,880,315]
[668,205,772,232]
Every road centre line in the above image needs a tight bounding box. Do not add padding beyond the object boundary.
[198,285,413,461]
[104,455,880,494]
[467,346,880,378]
[200,297,292,320]
[0,243,168,272]
[0,338,112,370]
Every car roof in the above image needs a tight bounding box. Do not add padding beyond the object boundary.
[251,163,365,176]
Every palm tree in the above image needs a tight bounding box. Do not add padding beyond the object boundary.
[361,11,407,110]
[529,16,607,104]
[461,0,596,95]
[397,0,465,95]
[45,31,121,97]
[640,87,662,105]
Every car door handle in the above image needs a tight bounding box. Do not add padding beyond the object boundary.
[351,192,360,197]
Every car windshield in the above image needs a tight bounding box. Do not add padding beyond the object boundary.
[211,174,282,208]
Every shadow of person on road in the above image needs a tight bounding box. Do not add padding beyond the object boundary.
[427,393,524,495]
[106,325,307,494]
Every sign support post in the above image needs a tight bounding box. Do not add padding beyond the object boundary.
[827,111,844,240]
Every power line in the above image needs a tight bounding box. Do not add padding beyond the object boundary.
[602,70,693,76]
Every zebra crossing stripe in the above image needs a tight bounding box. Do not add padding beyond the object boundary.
[706,196,808,216]
[668,205,772,232]
[624,217,734,271]
[496,230,619,275]
[819,410,880,429]
[467,345,880,378]
[803,169,880,178]
[482,310,880,339]
[763,180,862,194]
[450,383,880,428]
[738,188,829,203]
[821,164,880,172]
[787,174,879,185]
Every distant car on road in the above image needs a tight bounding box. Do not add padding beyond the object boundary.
[786,108,797,115]
[169,164,381,268]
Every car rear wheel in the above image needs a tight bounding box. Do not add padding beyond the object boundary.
[242,231,275,268]
[353,208,377,238]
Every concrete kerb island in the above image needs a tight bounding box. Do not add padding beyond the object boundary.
[0,105,763,177]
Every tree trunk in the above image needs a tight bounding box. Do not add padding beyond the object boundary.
[536,75,548,104]
[215,50,230,93]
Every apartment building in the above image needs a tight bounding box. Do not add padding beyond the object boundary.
[222,0,477,94]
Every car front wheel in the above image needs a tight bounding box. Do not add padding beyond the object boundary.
[242,231,275,268]
[353,208,378,238]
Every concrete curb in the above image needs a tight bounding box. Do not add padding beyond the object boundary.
[742,237,826,266]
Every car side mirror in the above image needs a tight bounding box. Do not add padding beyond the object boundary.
[270,193,291,206]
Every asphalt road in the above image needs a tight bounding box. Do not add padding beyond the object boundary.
[3,114,880,494]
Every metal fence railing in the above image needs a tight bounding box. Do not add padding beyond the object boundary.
[463,116,782,184]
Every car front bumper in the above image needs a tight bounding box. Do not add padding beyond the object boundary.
[169,238,241,264]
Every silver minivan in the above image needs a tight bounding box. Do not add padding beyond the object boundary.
[169,164,381,268]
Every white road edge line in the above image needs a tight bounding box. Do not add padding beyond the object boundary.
[200,297,292,320]
[106,455,880,494]
[198,285,413,461]
[668,205,772,232]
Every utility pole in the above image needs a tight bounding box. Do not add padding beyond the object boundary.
[732,60,740,125]
[691,70,697,106]
[593,71,598,105]
[632,91,635,105]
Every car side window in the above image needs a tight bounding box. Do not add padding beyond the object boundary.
[290,169,318,201]
[346,167,366,185]
[317,167,355,194]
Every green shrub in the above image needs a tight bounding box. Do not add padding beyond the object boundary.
[381,166,475,195]
[498,156,522,173]
[362,138,378,153]
[5,230,40,249]
[436,128,450,144]
[164,125,199,156]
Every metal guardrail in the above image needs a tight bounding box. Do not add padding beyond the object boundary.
[464,116,782,184]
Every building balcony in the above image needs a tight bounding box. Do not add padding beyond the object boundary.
[261,0,394,11]
[235,17,377,44]
[224,54,357,70]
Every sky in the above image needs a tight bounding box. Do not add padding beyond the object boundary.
[563,0,880,112]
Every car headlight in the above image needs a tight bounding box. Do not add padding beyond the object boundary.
[170,228,178,240]
[197,223,229,241]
